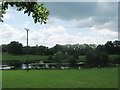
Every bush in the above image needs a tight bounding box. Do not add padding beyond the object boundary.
[68,56,77,67]
[86,50,109,67]
[109,55,120,64]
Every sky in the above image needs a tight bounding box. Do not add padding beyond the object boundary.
[0,1,118,47]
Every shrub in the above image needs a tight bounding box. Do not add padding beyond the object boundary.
[86,50,109,67]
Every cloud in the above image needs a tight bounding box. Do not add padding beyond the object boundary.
[0,23,25,44]
[90,26,118,41]
[75,16,118,32]
[3,13,13,20]
[28,25,72,47]
[44,2,117,32]
[0,22,118,47]
[45,2,97,19]
[0,2,118,47]
[45,2,117,19]
[23,21,31,28]
[2,7,15,20]
[74,16,94,27]
[96,29,117,38]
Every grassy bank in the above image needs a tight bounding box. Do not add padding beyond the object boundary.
[2,54,120,63]
[2,54,48,61]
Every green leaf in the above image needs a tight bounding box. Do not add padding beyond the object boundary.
[1,2,49,24]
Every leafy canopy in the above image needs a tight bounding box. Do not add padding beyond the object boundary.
[0,1,49,24]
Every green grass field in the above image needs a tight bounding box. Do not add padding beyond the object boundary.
[2,54,48,61]
[2,67,118,88]
[2,54,120,62]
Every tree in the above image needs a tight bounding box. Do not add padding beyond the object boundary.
[1,44,8,53]
[7,41,23,54]
[48,55,54,63]
[113,40,120,46]
[113,40,120,54]
[29,46,38,55]
[53,51,64,63]
[38,45,48,55]
[86,50,109,67]
[52,51,68,67]
[112,56,120,64]
[68,56,77,67]
[53,44,62,53]
[96,45,105,52]
[0,1,49,24]
[105,41,114,54]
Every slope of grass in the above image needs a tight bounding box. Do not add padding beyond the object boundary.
[2,54,48,61]
[79,55,86,62]
[78,55,120,62]
[1,54,120,63]
[109,55,120,62]
[2,67,118,88]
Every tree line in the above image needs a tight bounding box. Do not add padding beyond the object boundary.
[1,40,120,55]
[1,40,120,68]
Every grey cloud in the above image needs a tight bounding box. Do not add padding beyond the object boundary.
[44,2,97,19]
[44,2,118,31]
[44,2,117,19]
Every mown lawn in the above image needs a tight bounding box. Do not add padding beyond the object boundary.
[2,67,118,88]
